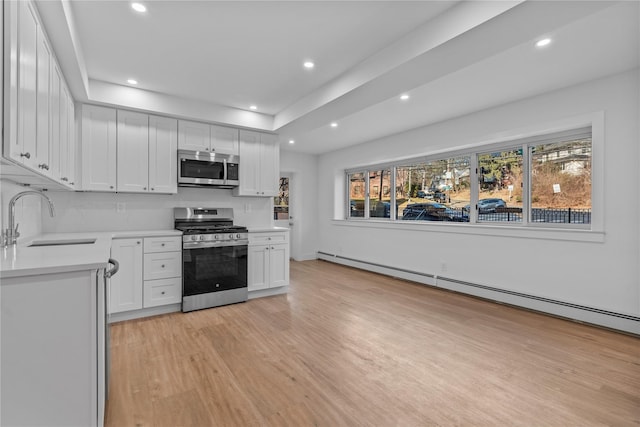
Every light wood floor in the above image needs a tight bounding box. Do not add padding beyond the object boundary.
[106,260,640,427]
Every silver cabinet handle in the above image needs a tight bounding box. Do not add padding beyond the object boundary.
[161,264,165,268]
[151,188,154,191]
[109,186,114,189]
[137,241,141,244]
[20,152,31,159]
[161,243,165,246]
[143,187,147,190]
[61,177,68,182]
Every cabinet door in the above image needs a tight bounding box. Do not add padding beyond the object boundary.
[210,124,239,155]
[13,1,38,168]
[117,110,149,192]
[110,238,143,313]
[35,26,51,175]
[63,92,76,188]
[49,63,62,181]
[177,120,210,151]
[234,130,262,196]
[258,133,279,197]
[59,83,74,186]
[81,105,117,191]
[248,245,269,291]
[149,116,177,194]
[268,243,290,288]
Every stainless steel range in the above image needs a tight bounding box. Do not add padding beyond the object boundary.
[174,207,248,312]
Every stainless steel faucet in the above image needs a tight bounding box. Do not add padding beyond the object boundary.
[4,190,56,246]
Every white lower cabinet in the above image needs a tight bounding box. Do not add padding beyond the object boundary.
[109,235,181,317]
[248,231,290,292]
[109,238,143,313]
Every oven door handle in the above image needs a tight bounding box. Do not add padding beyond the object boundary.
[183,240,248,249]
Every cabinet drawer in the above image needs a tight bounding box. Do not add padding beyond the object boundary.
[249,232,289,245]
[143,278,181,308]
[143,252,181,280]
[144,236,181,253]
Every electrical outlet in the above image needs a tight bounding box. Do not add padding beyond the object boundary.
[116,202,126,213]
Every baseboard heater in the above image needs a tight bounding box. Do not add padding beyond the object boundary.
[317,251,639,335]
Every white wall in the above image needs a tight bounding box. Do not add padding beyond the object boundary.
[280,150,319,261]
[316,69,640,321]
[0,180,45,242]
[41,187,272,233]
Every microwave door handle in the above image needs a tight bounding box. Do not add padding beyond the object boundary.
[223,158,228,185]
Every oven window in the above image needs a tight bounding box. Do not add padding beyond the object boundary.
[183,246,247,296]
[181,159,224,180]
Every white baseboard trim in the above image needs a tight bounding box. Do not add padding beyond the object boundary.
[317,252,436,286]
[292,253,318,262]
[109,303,181,323]
[317,252,639,335]
[248,286,289,300]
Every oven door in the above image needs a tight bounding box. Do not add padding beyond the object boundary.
[182,243,248,310]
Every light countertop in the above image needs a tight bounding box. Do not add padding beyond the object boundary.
[247,226,289,232]
[0,230,181,279]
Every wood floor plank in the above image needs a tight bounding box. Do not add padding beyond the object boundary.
[106,259,640,426]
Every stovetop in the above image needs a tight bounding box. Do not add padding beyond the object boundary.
[178,225,248,235]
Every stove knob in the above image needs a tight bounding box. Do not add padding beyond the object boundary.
[236,233,241,239]
[229,233,234,239]
[191,235,198,241]
[214,234,219,240]
[199,235,205,241]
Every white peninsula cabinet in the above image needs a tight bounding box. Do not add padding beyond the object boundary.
[1,268,108,427]
[109,235,182,321]
[233,130,279,197]
[178,120,239,155]
[248,230,290,297]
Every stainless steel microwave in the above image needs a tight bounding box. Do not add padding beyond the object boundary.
[178,150,240,188]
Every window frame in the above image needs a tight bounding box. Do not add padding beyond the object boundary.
[344,124,595,231]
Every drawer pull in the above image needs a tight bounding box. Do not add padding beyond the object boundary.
[161,291,165,295]
[161,264,165,268]
[161,243,165,246]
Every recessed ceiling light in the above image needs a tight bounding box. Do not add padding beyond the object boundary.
[127,79,138,85]
[330,122,338,128]
[131,2,147,13]
[535,38,552,48]
[303,61,315,69]
[400,94,410,101]
[289,140,295,144]
[249,105,257,110]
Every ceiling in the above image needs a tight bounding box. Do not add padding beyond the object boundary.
[36,1,639,155]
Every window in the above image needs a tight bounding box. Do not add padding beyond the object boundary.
[348,172,366,218]
[477,148,523,222]
[345,127,592,229]
[369,169,391,218]
[530,137,591,224]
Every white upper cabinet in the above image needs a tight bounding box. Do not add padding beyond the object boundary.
[148,115,178,194]
[177,120,209,151]
[81,105,117,192]
[7,1,39,169]
[178,120,239,155]
[210,124,239,155]
[117,110,150,193]
[3,1,76,190]
[233,130,279,197]
[35,26,51,175]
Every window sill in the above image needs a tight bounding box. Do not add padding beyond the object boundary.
[331,219,604,243]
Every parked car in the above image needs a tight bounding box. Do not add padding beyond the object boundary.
[402,202,465,222]
[463,198,507,213]
[370,200,391,218]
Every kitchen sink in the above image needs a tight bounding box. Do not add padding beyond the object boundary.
[29,238,97,247]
